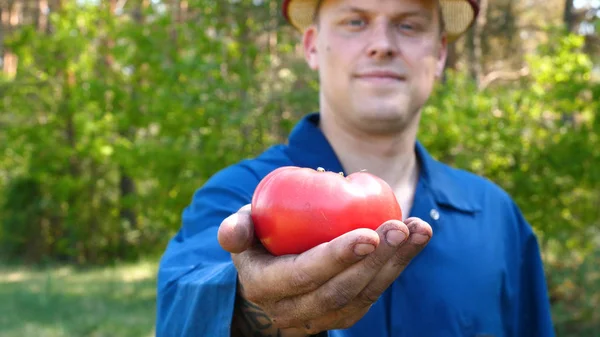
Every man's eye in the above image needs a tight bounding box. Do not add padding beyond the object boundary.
[347,19,365,27]
[398,23,415,30]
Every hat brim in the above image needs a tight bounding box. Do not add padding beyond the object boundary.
[282,0,479,42]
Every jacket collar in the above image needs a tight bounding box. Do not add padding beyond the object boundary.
[286,113,481,213]
[414,141,482,213]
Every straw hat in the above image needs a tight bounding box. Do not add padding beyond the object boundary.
[282,0,479,42]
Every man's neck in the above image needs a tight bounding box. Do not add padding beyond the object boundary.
[318,111,421,218]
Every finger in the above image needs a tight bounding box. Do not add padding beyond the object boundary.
[271,220,409,326]
[233,226,382,304]
[217,204,255,254]
[352,217,433,309]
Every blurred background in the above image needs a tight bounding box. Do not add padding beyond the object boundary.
[0,0,598,336]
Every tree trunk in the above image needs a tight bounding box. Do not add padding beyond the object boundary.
[116,0,139,259]
[2,0,20,78]
[38,0,49,33]
[563,0,575,32]
[470,0,488,88]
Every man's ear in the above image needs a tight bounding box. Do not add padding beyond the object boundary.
[303,26,319,70]
[435,34,448,78]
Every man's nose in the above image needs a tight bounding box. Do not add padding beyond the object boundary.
[367,22,399,59]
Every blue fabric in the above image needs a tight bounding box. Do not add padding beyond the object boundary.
[156,113,555,337]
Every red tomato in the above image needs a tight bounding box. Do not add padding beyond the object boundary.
[251,166,402,256]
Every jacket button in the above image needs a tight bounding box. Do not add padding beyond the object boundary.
[430,208,440,220]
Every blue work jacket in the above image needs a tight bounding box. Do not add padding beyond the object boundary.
[156,113,555,337]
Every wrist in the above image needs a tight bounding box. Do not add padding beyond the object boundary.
[232,292,326,337]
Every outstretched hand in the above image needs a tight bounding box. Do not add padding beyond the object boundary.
[218,204,432,335]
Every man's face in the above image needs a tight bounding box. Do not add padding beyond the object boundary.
[303,0,447,135]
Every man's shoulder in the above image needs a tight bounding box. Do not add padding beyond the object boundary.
[444,162,508,193]
[182,145,295,228]
[429,158,515,209]
[202,144,294,192]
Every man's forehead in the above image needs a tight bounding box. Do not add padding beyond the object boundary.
[320,0,439,9]
[315,0,441,25]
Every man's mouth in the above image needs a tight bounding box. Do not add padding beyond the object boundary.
[355,70,406,83]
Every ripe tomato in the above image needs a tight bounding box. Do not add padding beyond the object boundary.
[251,166,402,256]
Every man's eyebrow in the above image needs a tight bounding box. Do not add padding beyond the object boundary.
[335,5,433,20]
[335,5,368,14]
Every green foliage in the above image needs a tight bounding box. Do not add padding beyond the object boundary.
[423,32,599,252]
[0,0,317,264]
[421,31,599,335]
[0,0,598,334]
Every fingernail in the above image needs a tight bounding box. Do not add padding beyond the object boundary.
[386,230,407,247]
[412,234,429,245]
[354,243,376,256]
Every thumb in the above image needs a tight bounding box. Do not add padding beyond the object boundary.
[218,204,256,254]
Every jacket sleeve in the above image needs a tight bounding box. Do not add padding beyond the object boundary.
[510,201,556,337]
[155,166,256,337]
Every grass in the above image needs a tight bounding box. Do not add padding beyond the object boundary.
[0,259,158,337]
[545,245,600,337]
[0,253,598,337]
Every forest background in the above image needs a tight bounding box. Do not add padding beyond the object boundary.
[0,0,599,336]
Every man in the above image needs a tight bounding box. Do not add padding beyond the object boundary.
[156,0,555,336]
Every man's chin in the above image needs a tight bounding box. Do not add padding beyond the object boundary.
[355,101,411,120]
[354,111,408,129]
